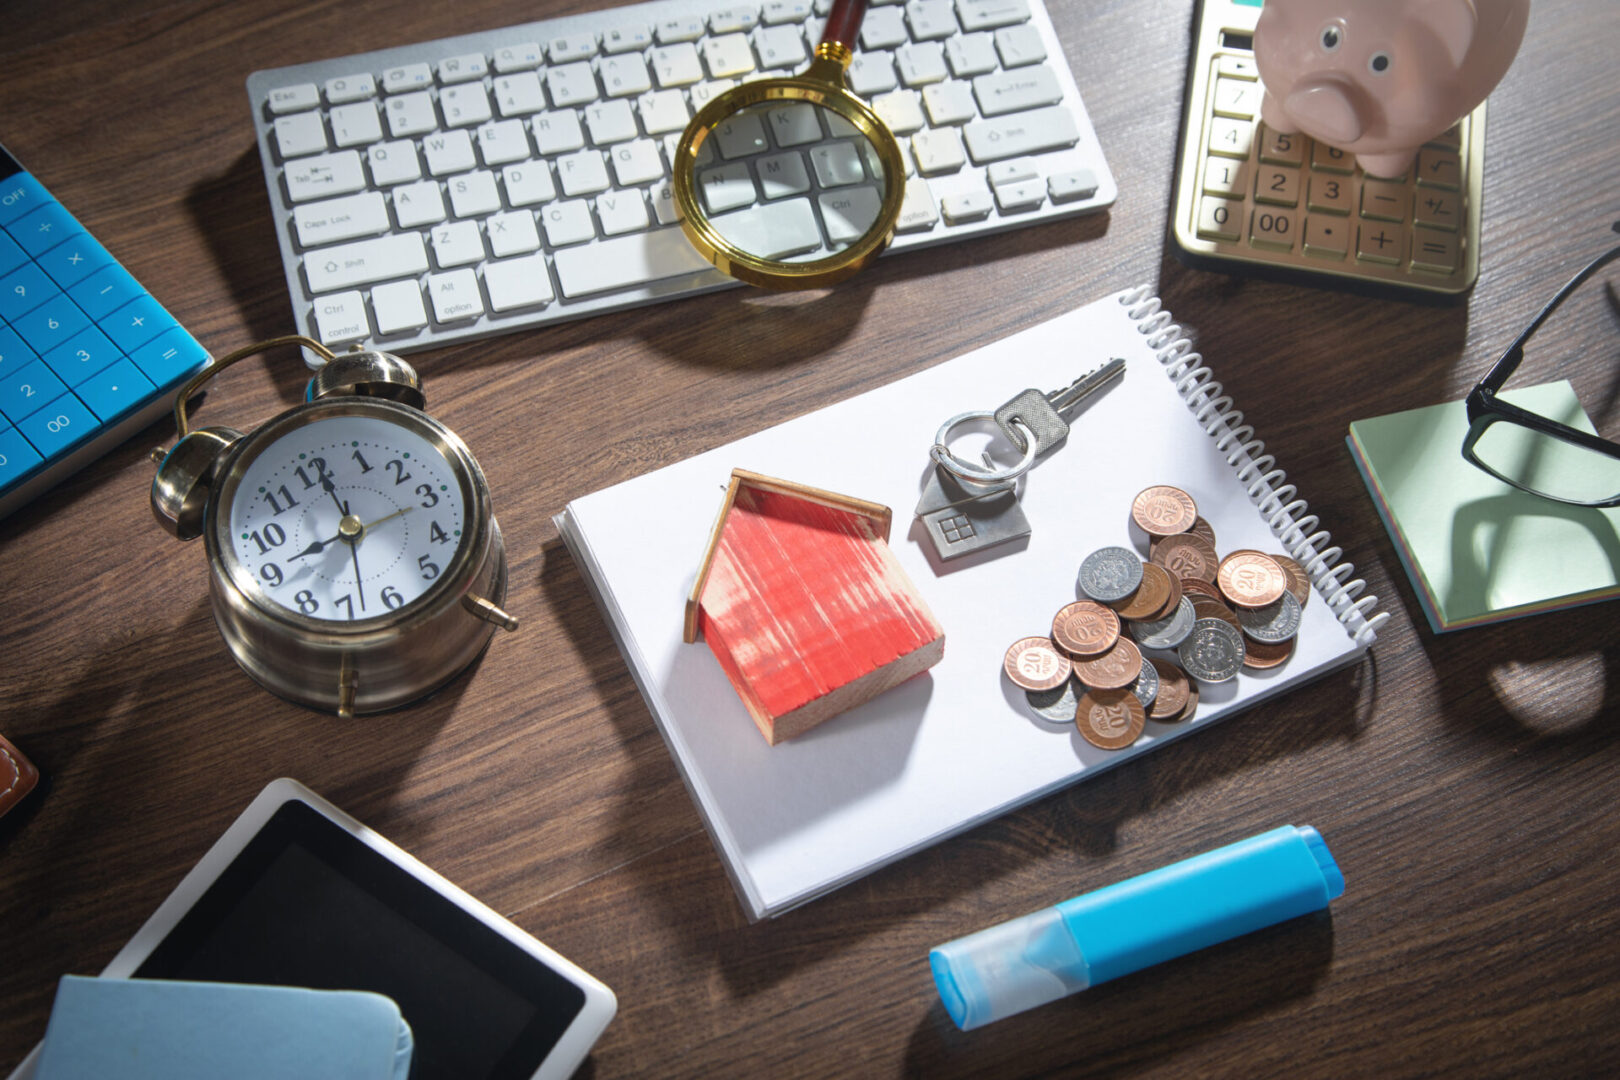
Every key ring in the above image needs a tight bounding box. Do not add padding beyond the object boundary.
[930,411,1039,484]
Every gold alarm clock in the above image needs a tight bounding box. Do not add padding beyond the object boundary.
[150,336,517,718]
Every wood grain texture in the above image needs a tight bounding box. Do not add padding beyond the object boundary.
[2,1,1618,1076]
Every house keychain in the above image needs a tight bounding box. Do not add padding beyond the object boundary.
[915,357,1125,561]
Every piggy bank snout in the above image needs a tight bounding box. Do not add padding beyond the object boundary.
[1284,80,1363,145]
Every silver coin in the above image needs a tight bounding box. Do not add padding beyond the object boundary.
[1129,595,1197,650]
[1236,591,1302,643]
[1130,656,1159,711]
[1079,546,1144,604]
[1177,618,1245,683]
[1025,678,1081,726]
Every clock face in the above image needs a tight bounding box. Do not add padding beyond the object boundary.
[223,411,469,623]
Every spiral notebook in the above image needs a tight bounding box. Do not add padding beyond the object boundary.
[557,287,1384,920]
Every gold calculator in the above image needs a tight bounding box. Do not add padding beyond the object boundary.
[1170,0,1485,300]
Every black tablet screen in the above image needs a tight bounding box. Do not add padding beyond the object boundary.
[133,800,585,1079]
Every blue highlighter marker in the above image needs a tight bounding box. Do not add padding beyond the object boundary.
[930,825,1345,1030]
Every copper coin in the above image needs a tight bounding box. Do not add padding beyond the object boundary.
[1003,636,1073,691]
[1075,688,1147,750]
[1190,596,1242,634]
[1073,638,1144,690]
[1189,516,1218,550]
[1243,635,1297,670]
[1051,601,1121,657]
[1217,552,1288,608]
[1179,577,1225,602]
[1145,570,1184,621]
[1147,659,1190,720]
[1174,681,1201,722]
[1152,532,1219,583]
[1269,552,1311,609]
[1110,562,1172,621]
[1131,485,1199,537]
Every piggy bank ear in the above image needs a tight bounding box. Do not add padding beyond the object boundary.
[1416,0,1477,69]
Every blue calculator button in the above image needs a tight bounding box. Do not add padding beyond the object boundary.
[0,172,52,228]
[0,359,70,424]
[0,260,62,321]
[0,230,25,278]
[0,325,37,379]
[37,231,114,290]
[68,264,144,321]
[43,324,121,387]
[14,292,90,356]
[77,357,156,423]
[16,392,96,458]
[131,326,209,388]
[0,424,44,488]
[103,294,177,353]
[11,200,83,258]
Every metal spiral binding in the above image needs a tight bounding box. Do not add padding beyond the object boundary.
[1119,286,1388,644]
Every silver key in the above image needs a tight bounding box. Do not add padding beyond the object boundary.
[993,356,1125,454]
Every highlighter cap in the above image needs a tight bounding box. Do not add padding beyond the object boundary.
[928,905,1090,1031]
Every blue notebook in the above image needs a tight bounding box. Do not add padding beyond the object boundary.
[33,976,412,1080]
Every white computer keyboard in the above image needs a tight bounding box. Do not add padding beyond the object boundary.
[246,0,1116,358]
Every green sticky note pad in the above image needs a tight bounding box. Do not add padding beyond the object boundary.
[1347,382,1620,632]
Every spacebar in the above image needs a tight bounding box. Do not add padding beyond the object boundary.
[553,227,716,298]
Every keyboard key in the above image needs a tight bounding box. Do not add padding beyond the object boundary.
[424,130,478,175]
[1,360,67,423]
[995,24,1046,67]
[962,105,1078,162]
[993,177,1044,212]
[313,290,370,343]
[957,0,1031,32]
[874,89,927,135]
[639,88,691,135]
[657,16,706,43]
[36,232,114,289]
[329,102,384,148]
[386,92,439,137]
[0,426,44,488]
[709,6,761,33]
[448,171,502,218]
[0,261,61,321]
[939,190,991,224]
[862,7,910,49]
[366,142,421,186]
[393,180,447,227]
[703,34,756,78]
[12,201,83,258]
[912,128,966,174]
[605,25,654,53]
[586,100,640,145]
[895,176,940,232]
[14,292,90,356]
[602,54,653,97]
[102,294,176,353]
[440,84,493,127]
[848,51,898,95]
[128,326,209,387]
[609,140,666,186]
[427,268,483,322]
[371,279,429,334]
[542,200,597,246]
[486,210,542,256]
[303,234,429,293]
[557,150,611,197]
[757,152,811,197]
[907,0,957,40]
[16,392,96,457]
[552,226,715,297]
[1048,169,1097,202]
[293,191,390,248]
[597,191,650,235]
[430,220,485,267]
[438,53,489,84]
[973,66,1061,117]
[494,73,548,117]
[896,41,948,86]
[0,171,54,228]
[533,111,588,154]
[922,80,978,125]
[42,325,121,386]
[753,25,808,70]
[76,357,156,423]
[493,43,545,72]
[548,62,601,107]
[945,32,999,77]
[68,264,143,321]
[268,83,320,114]
[382,63,434,93]
[764,0,813,24]
[274,112,328,158]
[285,150,367,202]
[502,163,557,206]
[548,35,598,63]
[0,325,35,378]
[477,120,532,165]
[651,43,705,87]
[324,73,377,103]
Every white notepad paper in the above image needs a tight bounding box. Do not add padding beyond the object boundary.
[557,287,1382,920]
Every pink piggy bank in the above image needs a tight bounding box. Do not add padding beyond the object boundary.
[1254,0,1529,177]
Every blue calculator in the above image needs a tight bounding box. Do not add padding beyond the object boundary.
[0,141,210,520]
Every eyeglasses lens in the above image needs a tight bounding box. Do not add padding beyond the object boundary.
[1471,415,1620,505]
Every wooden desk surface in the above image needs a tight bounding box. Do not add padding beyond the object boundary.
[3,1,1617,1075]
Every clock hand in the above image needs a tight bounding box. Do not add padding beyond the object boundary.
[287,531,342,561]
[348,535,366,612]
[320,471,348,517]
[358,505,413,533]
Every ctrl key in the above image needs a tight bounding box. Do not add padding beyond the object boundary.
[0,425,45,489]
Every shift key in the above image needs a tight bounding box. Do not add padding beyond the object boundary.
[304,233,428,293]
[963,105,1078,163]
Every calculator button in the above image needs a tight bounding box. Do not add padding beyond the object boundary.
[1207,117,1254,159]
[1411,230,1460,274]
[1211,77,1259,119]
[0,424,44,488]
[103,294,178,353]
[0,325,36,379]
[68,264,145,320]
[1356,223,1404,265]
[1202,158,1247,198]
[1197,196,1242,242]
[0,360,69,423]
[0,171,54,228]
[16,392,96,458]
[0,230,26,278]
[1257,125,1304,167]
[1253,165,1300,207]
[1310,141,1353,173]
[76,357,157,423]
[1360,180,1410,223]
[1416,148,1461,189]
[14,292,90,355]
[129,327,209,387]
[1415,189,1461,232]
[1216,55,1258,80]
[36,231,115,289]
[1306,174,1352,215]
[43,325,121,386]
[0,261,61,320]
[1250,207,1297,251]
[1429,124,1462,151]
[1303,217,1349,259]
[11,201,84,258]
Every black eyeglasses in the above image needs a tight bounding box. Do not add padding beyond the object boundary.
[1462,221,1620,508]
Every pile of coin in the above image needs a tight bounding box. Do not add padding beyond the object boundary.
[1001,484,1309,752]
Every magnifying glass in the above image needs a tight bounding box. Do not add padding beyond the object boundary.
[671,0,907,290]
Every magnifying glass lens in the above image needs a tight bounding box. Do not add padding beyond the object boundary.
[687,99,891,266]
